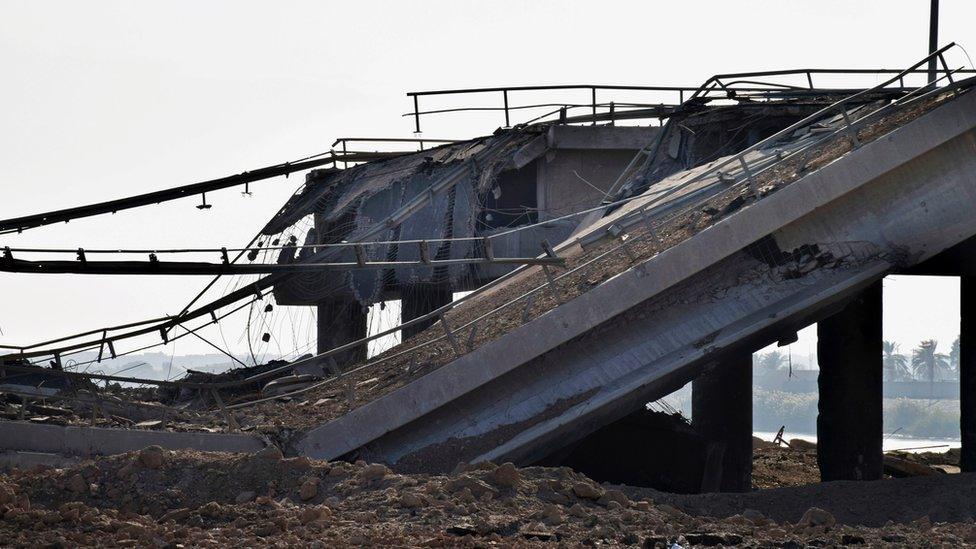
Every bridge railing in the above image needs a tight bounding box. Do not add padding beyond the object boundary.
[405,63,976,133]
[582,43,976,247]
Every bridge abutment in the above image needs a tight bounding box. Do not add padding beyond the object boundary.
[816,280,883,481]
[692,352,753,492]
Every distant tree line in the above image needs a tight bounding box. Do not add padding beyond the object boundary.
[754,337,961,383]
[883,338,958,383]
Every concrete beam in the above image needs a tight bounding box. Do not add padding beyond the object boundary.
[817,281,883,481]
[546,125,659,150]
[904,235,976,276]
[0,421,264,458]
[692,352,753,492]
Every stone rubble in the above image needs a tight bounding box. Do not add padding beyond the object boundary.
[1,448,974,547]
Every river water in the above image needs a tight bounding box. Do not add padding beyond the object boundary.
[753,430,961,453]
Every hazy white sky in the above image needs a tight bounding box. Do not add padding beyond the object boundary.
[0,0,973,358]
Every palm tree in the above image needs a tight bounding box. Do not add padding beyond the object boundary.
[882,340,910,381]
[911,340,951,383]
[756,350,787,374]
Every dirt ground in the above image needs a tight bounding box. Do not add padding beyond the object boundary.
[750,443,821,490]
[1,447,975,548]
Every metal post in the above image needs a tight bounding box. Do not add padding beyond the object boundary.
[503,90,510,128]
[839,105,861,148]
[938,52,954,84]
[521,294,536,323]
[738,156,759,196]
[591,87,597,126]
[806,71,814,89]
[466,323,479,351]
[413,95,421,133]
[928,0,939,84]
[439,315,461,357]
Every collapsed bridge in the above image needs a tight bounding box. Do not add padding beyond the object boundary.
[2,45,976,492]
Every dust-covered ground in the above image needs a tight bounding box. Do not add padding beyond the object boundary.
[750,443,821,490]
[2,447,975,548]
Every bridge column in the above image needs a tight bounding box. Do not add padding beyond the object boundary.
[401,284,453,340]
[961,275,976,471]
[692,352,753,492]
[816,280,883,481]
[317,299,367,369]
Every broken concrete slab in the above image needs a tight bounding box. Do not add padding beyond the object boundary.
[0,420,265,458]
[293,89,976,470]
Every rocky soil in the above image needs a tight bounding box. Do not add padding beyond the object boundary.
[2,447,976,547]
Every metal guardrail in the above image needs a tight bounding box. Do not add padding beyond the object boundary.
[330,137,460,151]
[404,65,976,133]
[582,43,975,248]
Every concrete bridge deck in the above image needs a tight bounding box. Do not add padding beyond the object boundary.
[293,87,976,471]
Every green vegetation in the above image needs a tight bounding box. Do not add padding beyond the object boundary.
[884,397,959,439]
[752,389,958,439]
[752,390,817,433]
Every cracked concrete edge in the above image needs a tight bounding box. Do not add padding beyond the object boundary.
[294,90,976,461]
[0,420,266,458]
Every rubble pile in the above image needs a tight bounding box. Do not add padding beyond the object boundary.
[0,392,222,432]
[2,448,976,547]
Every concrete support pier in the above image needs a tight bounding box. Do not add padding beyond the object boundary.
[691,352,753,492]
[317,300,367,368]
[961,275,976,472]
[400,284,453,340]
[817,280,883,481]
